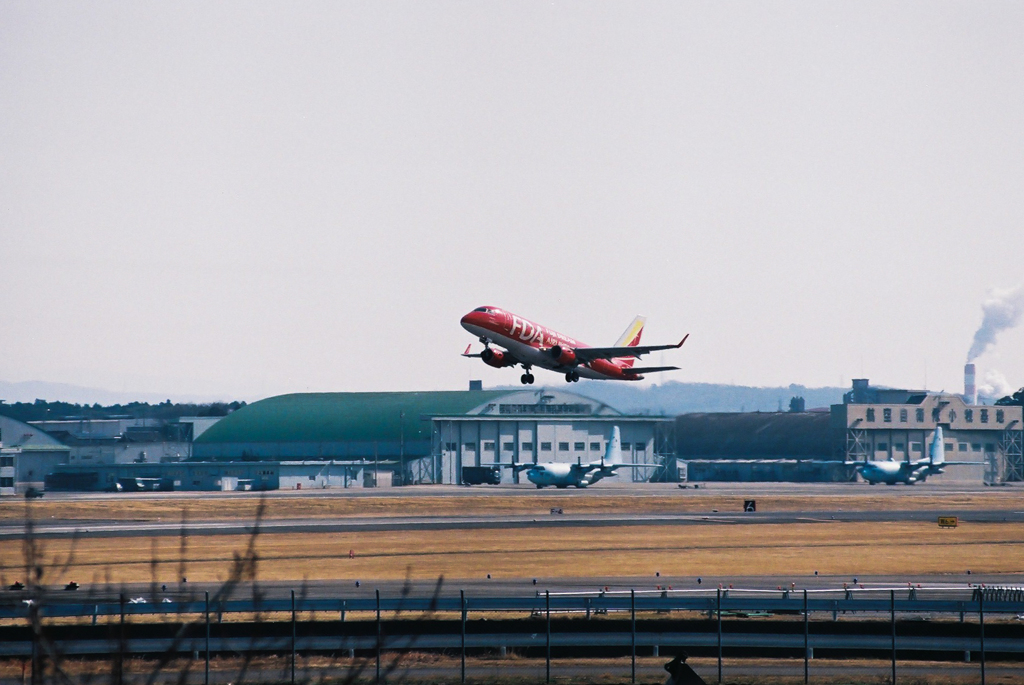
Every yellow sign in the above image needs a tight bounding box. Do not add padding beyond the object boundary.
[938,516,958,528]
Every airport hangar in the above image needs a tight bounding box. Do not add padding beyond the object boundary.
[12,380,1022,494]
[36,388,676,492]
[677,381,1022,484]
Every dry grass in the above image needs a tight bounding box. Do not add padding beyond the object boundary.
[3,488,1022,523]
[3,521,1022,586]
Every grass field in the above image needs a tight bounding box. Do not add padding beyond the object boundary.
[2,488,1022,524]
[3,521,1022,586]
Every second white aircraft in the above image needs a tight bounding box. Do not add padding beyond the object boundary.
[501,427,651,488]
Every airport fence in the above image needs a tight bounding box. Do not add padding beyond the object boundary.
[3,584,1024,684]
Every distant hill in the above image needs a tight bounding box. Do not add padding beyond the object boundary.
[0,380,230,405]
[499,380,848,416]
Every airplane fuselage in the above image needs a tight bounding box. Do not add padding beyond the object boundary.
[523,462,616,488]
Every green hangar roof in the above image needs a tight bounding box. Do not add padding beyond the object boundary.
[193,391,506,461]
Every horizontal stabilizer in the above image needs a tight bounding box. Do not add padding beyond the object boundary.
[627,366,679,374]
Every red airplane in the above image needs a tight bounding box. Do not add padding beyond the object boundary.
[461,306,688,384]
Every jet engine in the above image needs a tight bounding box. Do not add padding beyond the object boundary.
[481,348,515,368]
[548,345,577,365]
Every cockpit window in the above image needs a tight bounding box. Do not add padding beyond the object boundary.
[474,307,490,312]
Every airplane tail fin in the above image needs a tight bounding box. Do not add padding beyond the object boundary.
[929,426,945,466]
[603,426,623,466]
[613,317,646,368]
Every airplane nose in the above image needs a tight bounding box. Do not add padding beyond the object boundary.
[461,310,487,328]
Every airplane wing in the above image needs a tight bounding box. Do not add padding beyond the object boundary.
[594,462,660,470]
[483,462,533,472]
[570,334,688,363]
[624,366,680,374]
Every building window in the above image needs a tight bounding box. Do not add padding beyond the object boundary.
[916,408,925,422]
[877,442,888,451]
[0,477,13,487]
[590,442,601,451]
[996,409,1005,423]
[541,442,552,452]
[574,442,585,451]
[945,442,954,451]
[0,456,13,467]
[445,442,457,451]
[866,408,875,422]
[522,442,534,452]
[959,443,967,452]
[463,442,476,452]
[894,443,905,452]
[483,441,495,451]
[965,409,973,423]
[972,444,981,452]
[558,442,569,451]
[911,443,922,452]
[900,409,908,423]
[985,443,995,453]
[980,409,989,424]
[502,442,514,452]
[883,408,892,423]
[949,410,957,422]
[932,408,941,422]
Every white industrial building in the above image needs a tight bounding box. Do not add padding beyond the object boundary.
[832,384,1023,483]
[427,389,676,484]
[0,415,72,495]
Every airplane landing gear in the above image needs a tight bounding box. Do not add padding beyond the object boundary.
[564,371,580,383]
[520,366,535,385]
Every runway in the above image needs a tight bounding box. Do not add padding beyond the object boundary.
[18,480,1019,500]
[3,506,1024,541]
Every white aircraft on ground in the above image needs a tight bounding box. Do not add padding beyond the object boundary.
[855,426,950,485]
[497,427,653,488]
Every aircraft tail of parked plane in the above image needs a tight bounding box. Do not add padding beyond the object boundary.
[460,306,687,384]
[601,425,623,466]
[928,425,945,467]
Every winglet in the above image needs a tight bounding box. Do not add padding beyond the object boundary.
[462,344,474,357]
[676,334,689,348]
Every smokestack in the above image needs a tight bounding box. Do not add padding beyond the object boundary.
[964,363,977,405]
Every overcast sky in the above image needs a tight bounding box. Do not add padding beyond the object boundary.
[2,2,1023,401]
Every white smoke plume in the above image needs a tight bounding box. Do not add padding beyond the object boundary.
[967,284,1024,361]
[977,368,1014,400]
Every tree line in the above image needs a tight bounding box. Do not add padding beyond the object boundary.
[0,398,247,423]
